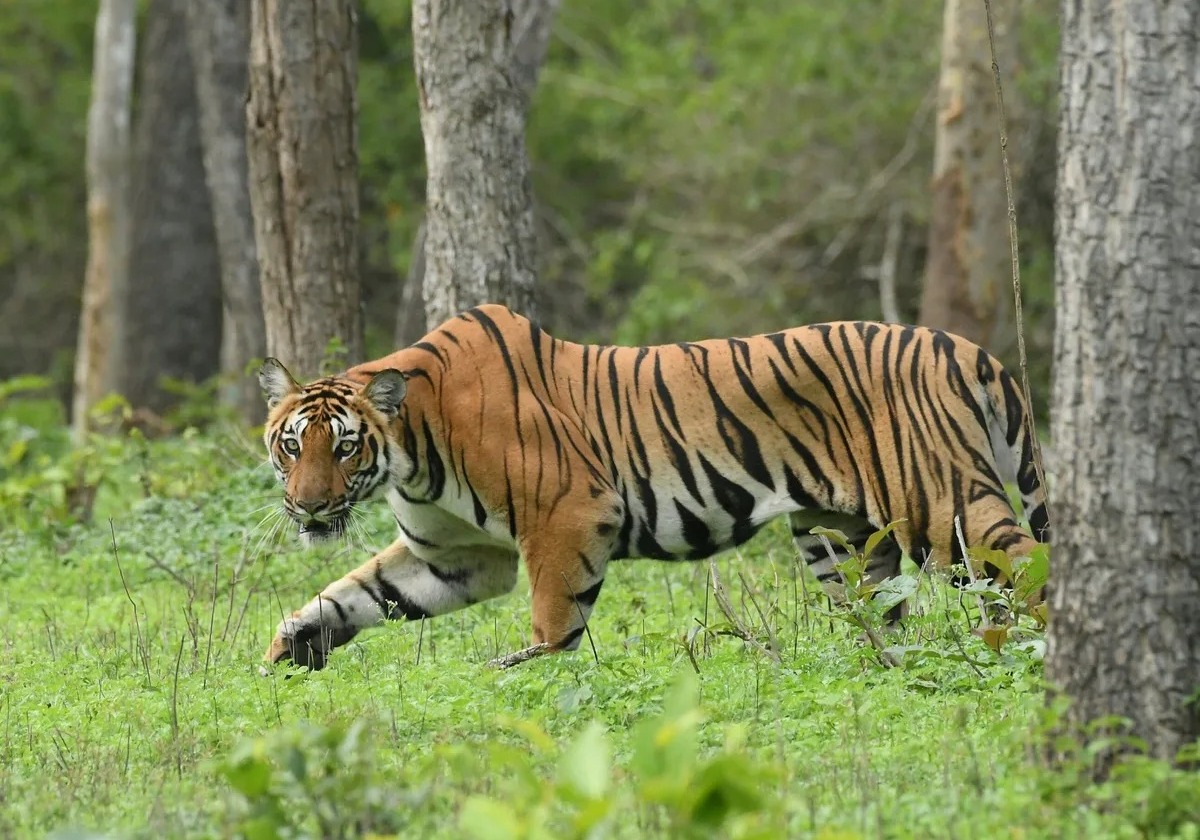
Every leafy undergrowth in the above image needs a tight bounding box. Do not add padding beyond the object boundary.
[1,401,1198,839]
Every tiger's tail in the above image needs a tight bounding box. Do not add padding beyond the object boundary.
[981,359,1050,546]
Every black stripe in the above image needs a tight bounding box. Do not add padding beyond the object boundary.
[529,320,551,390]
[698,453,758,546]
[649,395,704,504]
[727,338,776,421]
[411,341,448,367]
[607,348,624,437]
[427,562,470,585]
[1027,503,1050,544]
[826,326,891,516]
[573,578,605,607]
[652,353,688,440]
[559,626,585,649]
[698,370,774,490]
[504,471,518,537]
[397,521,437,548]
[577,551,598,578]
[421,420,446,500]
[375,568,431,621]
[465,475,488,528]
[320,596,348,622]
[979,518,1020,545]
[469,307,522,404]
[782,465,821,511]
[676,498,717,558]
[633,346,649,393]
[765,332,798,375]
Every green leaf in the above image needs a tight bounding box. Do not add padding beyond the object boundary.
[559,720,611,800]
[278,744,306,783]
[568,797,614,837]
[809,526,853,554]
[976,625,1009,653]
[460,797,521,840]
[222,756,272,798]
[663,668,699,720]
[242,816,284,840]
[0,374,53,402]
[686,752,768,827]
[1014,547,1050,602]
[498,714,555,754]
[863,519,905,561]
[969,547,1012,582]
[820,580,849,605]
[870,574,918,612]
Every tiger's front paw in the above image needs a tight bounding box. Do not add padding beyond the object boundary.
[260,613,355,673]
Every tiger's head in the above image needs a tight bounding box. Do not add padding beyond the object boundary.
[258,358,408,545]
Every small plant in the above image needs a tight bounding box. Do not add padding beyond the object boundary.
[215,719,419,840]
[453,670,777,840]
[807,521,918,667]
[804,518,1052,690]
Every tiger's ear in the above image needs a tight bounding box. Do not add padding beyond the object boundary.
[258,358,301,409]
[363,369,407,418]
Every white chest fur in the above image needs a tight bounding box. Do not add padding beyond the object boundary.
[384,487,514,556]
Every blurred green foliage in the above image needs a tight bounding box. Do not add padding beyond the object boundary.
[0,0,1059,409]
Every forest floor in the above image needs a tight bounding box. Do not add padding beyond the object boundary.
[1,403,1197,839]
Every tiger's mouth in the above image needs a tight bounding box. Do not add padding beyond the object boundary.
[296,516,347,544]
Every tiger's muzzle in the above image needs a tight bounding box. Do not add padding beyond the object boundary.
[286,497,351,545]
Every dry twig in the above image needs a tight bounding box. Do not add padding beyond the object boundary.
[982,0,1051,525]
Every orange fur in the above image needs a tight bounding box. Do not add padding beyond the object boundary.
[260,305,1048,669]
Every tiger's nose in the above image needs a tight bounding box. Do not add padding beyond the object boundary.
[296,499,325,516]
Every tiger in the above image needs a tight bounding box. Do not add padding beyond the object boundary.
[258,304,1049,670]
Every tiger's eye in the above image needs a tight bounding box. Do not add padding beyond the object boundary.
[336,439,357,457]
[282,438,300,455]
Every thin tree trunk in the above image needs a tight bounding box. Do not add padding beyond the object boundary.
[919,0,1018,352]
[1046,0,1200,776]
[401,0,557,337]
[111,0,222,414]
[73,0,136,440]
[394,220,427,348]
[400,0,557,338]
[187,0,266,425]
[246,0,362,379]
[414,0,556,328]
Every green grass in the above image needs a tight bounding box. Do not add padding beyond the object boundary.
[1,412,1198,839]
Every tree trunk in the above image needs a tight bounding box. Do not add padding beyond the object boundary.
[112,0,223,414]
[394,220,428,348]
[1046,0,1200,775]
[413,0,554,327]
[246,0,362,379]
[73,0,136,440]
[918,0,1018,352]
[402,0,557,336]
[187,0,266,425]
[400,0,556,338]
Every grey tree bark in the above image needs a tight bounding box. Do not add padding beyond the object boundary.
[187,0,266,425]
[111,0,222,414]
[1046,0,1200,774]
[919,0,1018,353]
[247,0,362,379]
[394,220,428,347]
[413,0,557,328]
[73,0,136,439]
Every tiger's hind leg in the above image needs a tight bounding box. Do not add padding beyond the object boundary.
[263,538,518,671]
[957,494,1044,605]
[789,509,905,622]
